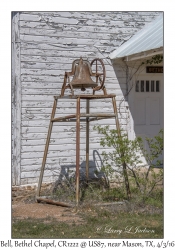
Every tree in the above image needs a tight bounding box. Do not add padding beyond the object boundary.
[94,125,163,199]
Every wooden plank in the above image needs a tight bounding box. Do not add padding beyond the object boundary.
[21,104,119,112]
[21,167,104,181]
[20,123,123,134]
[20,147,115,160]
[21,100,121,109]
[21,156,85,166]
[20,27,113,40]
[12,12,21,185]
[21,122,126,134]
[36,197,72,207]
[20,129,111,139]
[20,47,98,57]
[21,136,102,146]
[21,160,104,172]
[21,155,104,167]
[20,13,79,24]
[21,143,106,153]
[21,87,123,96]
[21,109,125,118]
[21,11,159,21]
[19,20,140,35]
[20,42,117,54]
[19,12,158,27]
[21,55,79,63]
[12,13,15,185]
[20,74,122,82]
[20,34,95,45]
[20,11,123,21]
[19,56,122,73]
[20,81,123,90]
[21,158,102,171]
[20,62,115,72]
[20,34,121,48]
[21,118,123,127]
[21,98,127,108]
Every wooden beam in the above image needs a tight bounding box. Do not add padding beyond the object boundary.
[12,12,21,185]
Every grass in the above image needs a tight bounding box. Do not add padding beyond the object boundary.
[12,206,163,239]
[12,179,163,239]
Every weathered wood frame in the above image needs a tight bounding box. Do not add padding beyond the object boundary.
[12,12,21,185]
[36,94,120,206]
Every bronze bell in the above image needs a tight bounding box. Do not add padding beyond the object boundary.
[70,57,98,91]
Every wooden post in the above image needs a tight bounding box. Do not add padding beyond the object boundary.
[12,12,21,185]
[36,98,57,197]
[112,97,121,136]
[86,99,90,183]
[75,97,80,205]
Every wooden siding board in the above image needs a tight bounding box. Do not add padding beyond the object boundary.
[12,12,21,185]
[21,89,124,97]
[20,64,119,73]
[19,20,143,36]
[21,118,125,127]
[19,12,159,27]
[21,11,160,21]
[20,74,124,82]
[20,27,116,40]
[21,98,127,109]
[20,62,115,72]
[21,147,116,160]
[21,152,103,163]
[19,26,140,39]
[20,48,98,58]
[21,107,126,115]
[21,131,114,140]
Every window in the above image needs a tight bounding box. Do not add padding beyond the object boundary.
[135,80,160,92]
[146,81,149,92]
[141,81,144,92]
[156,81,160,92]
[135,81,139,92]
[151,81,154,92]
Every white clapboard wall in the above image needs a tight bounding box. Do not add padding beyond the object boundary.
[12,11,160,185]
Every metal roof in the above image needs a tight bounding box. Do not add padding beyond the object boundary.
[109,13,163,60]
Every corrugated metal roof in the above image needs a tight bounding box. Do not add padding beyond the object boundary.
[109,13,163,60]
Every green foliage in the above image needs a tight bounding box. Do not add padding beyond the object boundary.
[140,129,163,168]
[94,125,163,200]
[136,130,163,197]
[94,125,142,177]
[144,189,163,208]
[102,187,126,201]
[142,54,163,65]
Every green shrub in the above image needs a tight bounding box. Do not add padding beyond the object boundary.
[94,125,163,201]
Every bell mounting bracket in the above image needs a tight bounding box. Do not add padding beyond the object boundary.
[60,57,106,96]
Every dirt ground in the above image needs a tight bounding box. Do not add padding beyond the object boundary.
[12,201,85,224]
[12,186,84,224]
[12,184,163,224]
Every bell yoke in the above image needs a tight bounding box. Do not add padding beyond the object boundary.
[61,57,106,96]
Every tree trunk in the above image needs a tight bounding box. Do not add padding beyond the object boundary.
[122,162,131,200]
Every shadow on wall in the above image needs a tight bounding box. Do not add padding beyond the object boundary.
[53,150,106,191]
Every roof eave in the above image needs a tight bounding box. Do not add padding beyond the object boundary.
[111,47,163,62]
[109,13,163,61]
